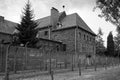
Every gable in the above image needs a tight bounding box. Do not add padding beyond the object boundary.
[75,13,96,35]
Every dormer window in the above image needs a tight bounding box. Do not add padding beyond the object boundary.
[57,22,62,28]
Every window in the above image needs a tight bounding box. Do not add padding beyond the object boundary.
[87,36,88,41]
[56,45,59,51]
[63,44,66,51]
[44,31,48,35]
[84,35,86,40]
[79,32,81,38]
[57,22,62,28]
[90,37,91,41]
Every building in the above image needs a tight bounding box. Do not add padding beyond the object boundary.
[36,7,96,58]
[0,16,17,43]
[0,7,96,56]
[0,7,96,72]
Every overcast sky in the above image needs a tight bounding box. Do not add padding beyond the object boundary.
[0,0,116,47]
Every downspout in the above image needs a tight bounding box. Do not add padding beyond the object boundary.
[48,26,51,40]
[75,26,78,68]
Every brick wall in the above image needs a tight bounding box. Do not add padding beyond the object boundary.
[38,28,50,39]
[77,28,96,56]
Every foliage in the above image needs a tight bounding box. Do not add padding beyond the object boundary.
[95,0,120,27]
[16,1,38,46]
[96,28,106,56]
[95,0,120,57]
[107,32,115,56]
[114,31,120,57]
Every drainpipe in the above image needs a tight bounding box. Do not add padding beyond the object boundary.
[49,26,51,40]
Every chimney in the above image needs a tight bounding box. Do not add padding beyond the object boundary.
[0,16,4,22]
[50,7,59,29]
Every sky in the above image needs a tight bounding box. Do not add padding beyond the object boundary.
[0,0,117,47]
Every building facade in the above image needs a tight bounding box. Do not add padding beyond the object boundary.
[0,7,96,72]
[36,7,96,57]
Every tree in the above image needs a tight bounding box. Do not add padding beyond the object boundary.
[95,0,120,27]
[95,0,120,57]
[114,29,120,57]
[96,28,106,56]
[107,32,114,56]
[16,0,38,46]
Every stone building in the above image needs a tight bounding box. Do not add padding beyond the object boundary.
[0,7,96,71]
[36,7,96,57]
[0,16,17,43]
[0,8,96,57]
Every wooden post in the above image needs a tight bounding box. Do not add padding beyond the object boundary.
[71,53,74,71]
[105,57,107,69]
[4,44,11,80]
[78,57,81,76]
[13,47,18,73]
[94,55,97,71]
[25,42,29,70]
[50,70,54,80]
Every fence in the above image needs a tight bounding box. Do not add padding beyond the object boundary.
[0,44,120,73]
[0,44,74,73]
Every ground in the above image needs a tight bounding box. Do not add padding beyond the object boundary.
[1,66,120,80]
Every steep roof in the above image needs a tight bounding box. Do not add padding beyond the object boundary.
[36,13,96,35]
[0,19,17,34]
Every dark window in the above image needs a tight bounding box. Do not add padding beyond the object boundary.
[57,45,59,51]
[87,36,88,41]
[90,37,91,41]
[63,44,66,51]
[79,32,81,38]
[84,35,85,40]
[44,31,48,35]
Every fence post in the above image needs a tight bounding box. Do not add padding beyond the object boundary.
[50,70,54,80]
[94,55,97,71]
[78,57,81,76]
[4,44,12,80]
[13,47,18,73]
[71,53,74,71]
[105,57,107,69]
